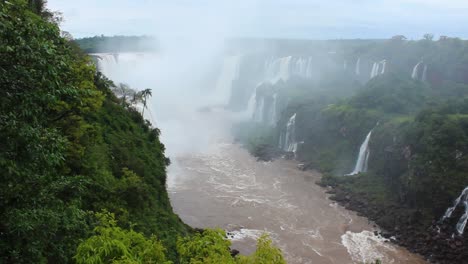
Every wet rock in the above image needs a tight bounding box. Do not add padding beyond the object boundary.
[251,144,281,161]
[230,249,240,257]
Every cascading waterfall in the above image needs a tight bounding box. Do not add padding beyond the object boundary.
[277,56,293,82]
[283,113,298,153]
[370,60,386,79]
[344,60,348,70]
[421,65,428,82]
[91,53,119,76]
[346,130,372,175]
[370,63,379,79]
[245,86,258,118]
[306,57,314,78]
[380,60,387,74]
[355,58,361,75]
[215,55,241,105]
[264,56,292,83]
[295,57,308,76]
[265,56,317,83]
[253,96,265,123]
[440,186,468,235]
[268,93,278,126]
[252,91,277,126]
[411,61,423,80]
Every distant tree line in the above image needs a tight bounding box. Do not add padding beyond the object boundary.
[75,35,159,53]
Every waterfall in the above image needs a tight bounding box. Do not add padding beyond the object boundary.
[253,96,265,123]
[421,65,428,82]
[294,57,308,76]
[268,93,278,126]
[215,55,241,105]
[380,60,387,74]
[306,57,314,78]
[457,202,468,235]
[440,186,468,235]
[91,53,119,76]
[370,63,380,79]
[264,56,294,83]
[370,60,387,79]
[284,113,298,153]
[346,130,372,175]
[278,56,293,81]
[246,86,258,119]
[355,58,361,75]
[411,62,422,80]
[265,56,322,83]
[344,60,348,70]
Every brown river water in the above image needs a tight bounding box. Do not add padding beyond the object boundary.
[168,142,426,264]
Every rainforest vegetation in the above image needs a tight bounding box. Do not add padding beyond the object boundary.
[0,1,285,263]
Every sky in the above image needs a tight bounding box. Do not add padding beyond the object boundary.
[47,0,468,40]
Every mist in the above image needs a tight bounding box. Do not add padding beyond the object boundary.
[49,0,468,160]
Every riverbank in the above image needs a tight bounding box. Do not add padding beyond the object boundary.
[320,179,468,264]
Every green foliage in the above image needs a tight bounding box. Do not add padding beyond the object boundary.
[75,212,171,264]
[236,234,286,264]
[401,100,468,211]
[177,229,235,264]
[349,74,428,115]
[177,230,285,264]
[0,1,101,262]
[76,225,286,264]
[0,2,187,263]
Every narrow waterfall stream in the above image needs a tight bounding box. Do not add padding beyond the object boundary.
[441,186,468,235]
[347,130,372,176]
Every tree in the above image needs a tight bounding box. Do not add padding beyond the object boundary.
[74,212,171,264]
[423,33,434,41]
[391,35,407,41]
[236,234,286,264]
[113,83,136,106]
[176,230,286,264]
[0,1,102,262]
[139,88,152,116]
[177,229,235,264]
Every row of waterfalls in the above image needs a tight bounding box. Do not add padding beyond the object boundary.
[216,54,431,132]
[250,56,428,120]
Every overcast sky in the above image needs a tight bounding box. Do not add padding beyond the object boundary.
[47,0,468,40]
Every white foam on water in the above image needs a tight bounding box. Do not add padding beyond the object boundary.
[226,228,268,241]
[341,230,396,264]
